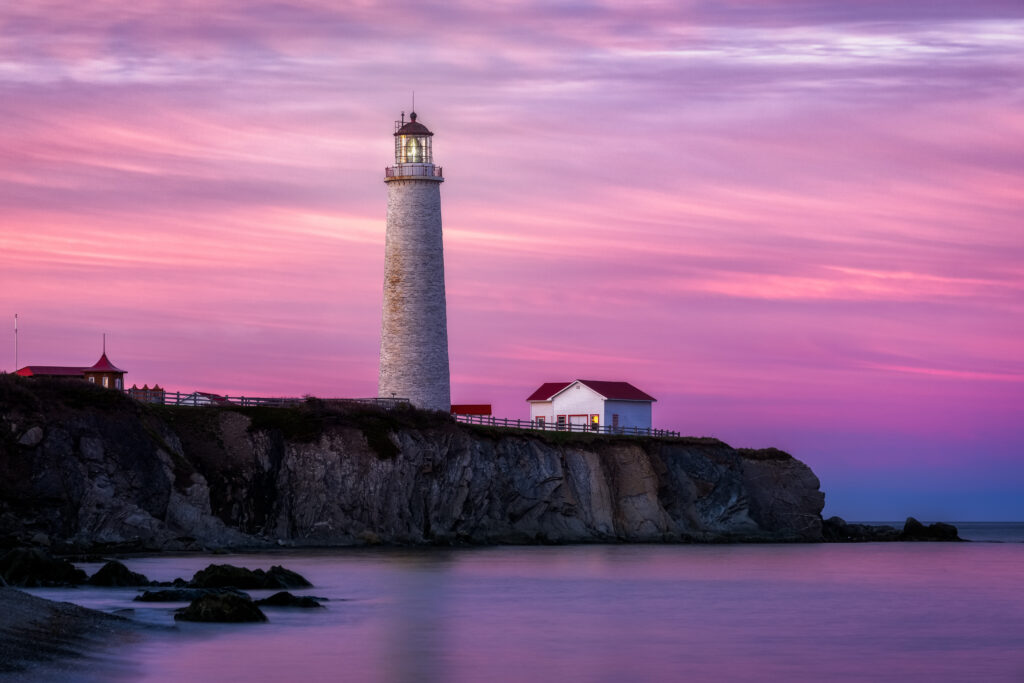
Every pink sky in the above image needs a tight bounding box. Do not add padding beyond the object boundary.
[2,1,1022,519]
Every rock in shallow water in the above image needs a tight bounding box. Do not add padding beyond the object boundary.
[188,563,312,589]
[255,591,325,608]
[901,517,962,541]
[174,593,267,623]
[0,548,87,587]
[87,560,150,586]
[821,517,902,542]
[135,587,247,602]
[822,516,962,542]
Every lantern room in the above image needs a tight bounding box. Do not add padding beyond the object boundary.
[393,112,433,164]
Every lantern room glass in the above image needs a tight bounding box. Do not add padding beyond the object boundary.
[395,134,433,164]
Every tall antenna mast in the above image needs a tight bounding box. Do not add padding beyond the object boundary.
[412,91,415,112]
[14,313,17,371]
[103,333,106,355]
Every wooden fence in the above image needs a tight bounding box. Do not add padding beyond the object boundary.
[453,413,679,438]
[132,390,409,410]
[129,391,677,438]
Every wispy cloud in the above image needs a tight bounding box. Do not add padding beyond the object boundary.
[2,0,1023,516]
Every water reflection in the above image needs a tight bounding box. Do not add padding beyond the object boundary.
[377,551,455,682]
[17,540,1024,682]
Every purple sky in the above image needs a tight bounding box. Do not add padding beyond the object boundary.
[2,1,1022,520]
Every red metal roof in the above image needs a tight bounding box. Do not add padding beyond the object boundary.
[450,404,492,416]
[526,382,573,402]
[526,380,656,402]
[394,112,433,137]
[87,353,124,373]
[576,380,656,401]
[16,366,86,377]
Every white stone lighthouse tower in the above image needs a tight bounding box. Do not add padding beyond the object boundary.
[378,111,451,411]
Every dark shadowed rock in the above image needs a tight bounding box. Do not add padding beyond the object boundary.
[88,560,150,586]
[189,563,312,589]
[265,565,313,588]
[255,591,324,608]
[153,577,190,588]
[821,517,901,542]
[0,587,137,673]
[174,593,267,622]
[0,548,87,587]
[822,516,960,542]
[901,517,962,542]
[189,564,263,588]
[134,587,246,602]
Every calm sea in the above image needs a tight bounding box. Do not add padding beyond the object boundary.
[21,523,1024,682]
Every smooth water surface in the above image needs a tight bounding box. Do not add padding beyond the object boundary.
[22,529,1024,682]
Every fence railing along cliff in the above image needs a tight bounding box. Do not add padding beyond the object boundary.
[127,390,678,438]
[132,390,409,410]
[453,413,680,438]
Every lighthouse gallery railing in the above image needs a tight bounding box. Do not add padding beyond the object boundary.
[385,165,443,178]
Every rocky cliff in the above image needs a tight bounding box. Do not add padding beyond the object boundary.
[0,376,825,552]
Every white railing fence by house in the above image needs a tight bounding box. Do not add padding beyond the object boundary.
[453,413,679,438]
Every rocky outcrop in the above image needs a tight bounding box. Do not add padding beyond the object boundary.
[0,376,826,550]
[822,516,962,542]
[256,592,325,608]
[87,560,150,586]
[901,517,961,541]
[174,593,267,623]
[0,548,87,586]
[189,564,311,589]
[134,588,246,602]
[0,588,137,673]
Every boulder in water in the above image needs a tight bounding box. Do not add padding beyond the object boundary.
[265,565,313,589]
[134,587,246,602]
[255,591,324,608]
[174,593,267,623]
[0,548,87,587]
[88,560,150,587]
[901,517,962,541]
[189,563,311,589]
[821,517,901,542]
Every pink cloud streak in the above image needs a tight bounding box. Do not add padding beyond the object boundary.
[1,0,1023,518]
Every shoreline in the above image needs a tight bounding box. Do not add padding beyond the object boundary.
[0,587,144,676]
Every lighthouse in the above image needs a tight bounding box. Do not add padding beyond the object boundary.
[378,111,451,411]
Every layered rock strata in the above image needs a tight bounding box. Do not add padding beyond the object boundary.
[0,377,824,551]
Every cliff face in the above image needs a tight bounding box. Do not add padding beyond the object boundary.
[0,377,825,551]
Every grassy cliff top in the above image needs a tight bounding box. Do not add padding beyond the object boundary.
[0,374,787,459]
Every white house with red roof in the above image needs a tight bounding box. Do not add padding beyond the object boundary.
[526,380,656,431]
